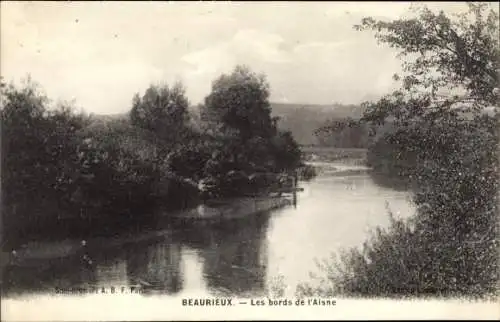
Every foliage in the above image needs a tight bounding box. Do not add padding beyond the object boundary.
[1,66,307,248]
[199,65,303,197]
[301,3,499,299]
[356,2,498,107]
[296,207,424,299]
[0,80,89,212]
[270,130,302,172]
[130,82,191,151]
[202,65,278,141]
[298,122,498,298]
[1,80,90,245]
[1,80,199,248]
[166,134,214,183]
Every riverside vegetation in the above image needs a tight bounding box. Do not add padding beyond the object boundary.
[2,3,497,301]
[1,66,310,249]
[297,3,499,299]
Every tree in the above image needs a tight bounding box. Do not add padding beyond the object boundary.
[130,82,191,148]
[1,79,92,246]
[198,66,303,198]
[356,2,498,121]
[201,65,303,172]
[297,3,499,299]
[353,3,499,296]
[202,65,278,142]
[201,65,277,174]
[271,130,302,172]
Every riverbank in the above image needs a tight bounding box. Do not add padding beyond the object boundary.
[306,161,371,177]
[170,195,293,224]
[301,146,367,164]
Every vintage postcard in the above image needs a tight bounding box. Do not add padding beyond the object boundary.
[1,1,498,321]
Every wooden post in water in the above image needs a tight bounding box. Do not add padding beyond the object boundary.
[292,171,298,208]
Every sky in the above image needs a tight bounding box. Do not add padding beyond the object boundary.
[1,1,471,114]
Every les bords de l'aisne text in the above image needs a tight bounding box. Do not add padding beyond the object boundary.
[182,298,337,307]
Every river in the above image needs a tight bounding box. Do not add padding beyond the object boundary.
[2,161,415,299]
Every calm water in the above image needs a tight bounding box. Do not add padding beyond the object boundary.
[2,162,415,298]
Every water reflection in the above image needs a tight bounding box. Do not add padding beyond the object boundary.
[2,251,98,296]
[177,213,270,296]
[2,211,271,298]
[124,238,183,294]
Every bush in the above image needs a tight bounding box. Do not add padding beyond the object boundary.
[296,207,423,298]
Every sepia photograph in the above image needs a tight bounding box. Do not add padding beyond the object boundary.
[0,1,499,320]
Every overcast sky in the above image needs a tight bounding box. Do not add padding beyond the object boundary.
[1,1,471,114]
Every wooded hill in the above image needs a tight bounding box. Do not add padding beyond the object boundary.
[95,102,368,147]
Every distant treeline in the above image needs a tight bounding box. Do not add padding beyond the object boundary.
[95,102,371,149]
[270,102,368,147]
[1,66,308,248]
[272,102,377,149]
[314,117,372,148]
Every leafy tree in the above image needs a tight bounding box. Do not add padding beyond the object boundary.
[357,2,499,185]
[357,3,498,120]
[360,2,499,297]
[357,3,498,183]
[199,65,303,197]
[1,79,91,246]
[202,65,278,142]
[130,82,191,149]
[300,3,499,299]
[201,65,275,175]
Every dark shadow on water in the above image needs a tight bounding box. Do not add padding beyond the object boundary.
[369,170,412,192]
[1,234,184,297]
[1,249,100,297]
[2,210,272,298]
